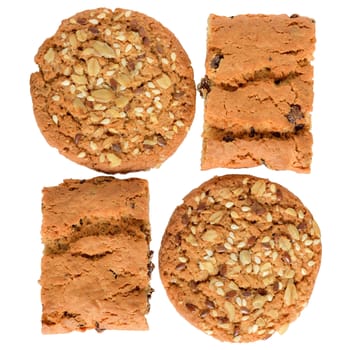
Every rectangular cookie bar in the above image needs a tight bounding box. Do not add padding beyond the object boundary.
[200,14,315,172]
[40,176,152,334]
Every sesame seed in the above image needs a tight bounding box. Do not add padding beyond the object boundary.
[52,115,58,124]
[155,101,163,110]
[116,34,126,41]
[237,241,246,249]
[224,242,232,250]
[231,224,239,230]
[304,239,313,246]
[230,253,238,261]
[125,44,132,53]
[77,151,86,158]
[100,118,110,125]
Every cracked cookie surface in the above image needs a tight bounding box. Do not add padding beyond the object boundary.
[159,175,321,342]
[30,8,195,173]
[200,14,315,172]
[40,176,153,333]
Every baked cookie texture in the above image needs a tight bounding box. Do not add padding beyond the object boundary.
[159,175,321,342]
[199,14,315,172]
[30,8,195,173]
[40,176,153,334]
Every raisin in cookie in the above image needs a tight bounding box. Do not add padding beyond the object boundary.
[159,175,321,342]
[30,8,195,173]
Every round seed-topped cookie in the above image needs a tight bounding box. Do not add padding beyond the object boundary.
[30,8,195,173]
[159,175,321,342]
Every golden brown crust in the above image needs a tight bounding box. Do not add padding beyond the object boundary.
[30,8,195,173]
[159,175,321,342]
[40,176,152,333]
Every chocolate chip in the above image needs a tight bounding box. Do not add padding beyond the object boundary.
[285,104,304,124]
[210,53,224,69]
[222,132,234,142]
[274,79,281,85]
[197,75,211,98]
[290,14,299,18]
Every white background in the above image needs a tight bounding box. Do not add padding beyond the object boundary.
[1,0,349,349]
